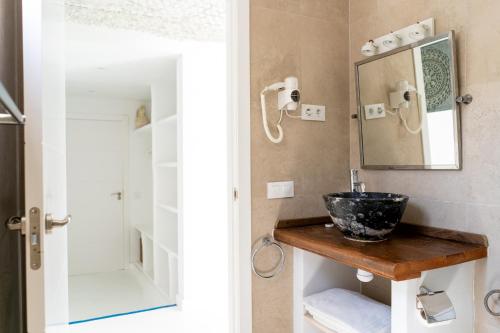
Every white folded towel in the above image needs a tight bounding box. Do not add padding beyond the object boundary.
[303,288,391,333]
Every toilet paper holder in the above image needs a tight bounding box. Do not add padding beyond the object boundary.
[416,286,456,326]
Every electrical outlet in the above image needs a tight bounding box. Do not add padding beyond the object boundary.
[267,181,294,199]
[301,104,326,122]
[364,103,386,120]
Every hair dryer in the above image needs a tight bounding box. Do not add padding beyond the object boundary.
[260,76,300,143]
[388,80,422,134]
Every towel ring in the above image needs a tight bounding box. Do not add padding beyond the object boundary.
[484,289,500,316]
[251,235,285,279]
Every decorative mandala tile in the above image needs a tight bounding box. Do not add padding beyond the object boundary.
[421,40,453,113]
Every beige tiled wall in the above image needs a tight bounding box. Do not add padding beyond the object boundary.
[349,1,500,331]
[250,0,350,332]
[251,0,500,331]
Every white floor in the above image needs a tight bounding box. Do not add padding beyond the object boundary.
[69,266,174,323]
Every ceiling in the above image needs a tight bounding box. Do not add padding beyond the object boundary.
[65,0,224,42]
[65,23,180,100]
[65,0,224,100]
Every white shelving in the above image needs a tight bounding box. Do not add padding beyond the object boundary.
[155,206,178,253]
[157,114,177,125]
[134,123,152,134]
[157,203,178,214]
[142,236,154,280]
[294,249,476,333]
[134,223,153,240]
[155,166,178,208]
[154,120,177,162]
[155,247,171,296]
[130,75,180,304]
[150,79,179,302]
[304,314,338,333]
[156,161,177,168]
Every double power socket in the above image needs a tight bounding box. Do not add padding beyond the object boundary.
[300,104,326,121]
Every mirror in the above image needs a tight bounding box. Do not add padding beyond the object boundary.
[355,31,461,170]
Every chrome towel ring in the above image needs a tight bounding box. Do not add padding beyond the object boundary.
[484,289,500,316]
[251,235,285,279]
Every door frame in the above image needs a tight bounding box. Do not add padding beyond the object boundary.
[66,112,130,273]
[228,0,252,332]
[22,0,251,330]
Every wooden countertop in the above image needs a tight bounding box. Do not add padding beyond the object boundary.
[273,216,488,281]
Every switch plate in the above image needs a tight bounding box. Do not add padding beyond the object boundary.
[301,104,326,121]
[364,103,386,120]
[267,181,294,199]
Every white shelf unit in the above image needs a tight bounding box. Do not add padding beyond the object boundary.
[155,166,178,208]
[134,123,152,134]
[134,223,153,240]
[154,118,177,163]
[151,78,179,302]
[156,161,177,168]
[303,313,337,333]
[294,249,476,333]
[141,235,154,280]
[129,70,180,304]
[155,205,178,253]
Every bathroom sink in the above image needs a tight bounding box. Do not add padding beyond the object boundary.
[323,192,409,242]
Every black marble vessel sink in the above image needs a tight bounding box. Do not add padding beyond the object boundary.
[323,192,409,242]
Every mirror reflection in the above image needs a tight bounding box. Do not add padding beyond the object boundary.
[356,32,460,169]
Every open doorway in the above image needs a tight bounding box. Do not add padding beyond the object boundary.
[62,0,217,327]
[20,0,251,331]
[65,16,181,325]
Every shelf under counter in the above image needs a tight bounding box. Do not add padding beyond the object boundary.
[273,216,488,281]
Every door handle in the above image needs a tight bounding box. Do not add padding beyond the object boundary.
[45,213,71,231]
[111,192,122,200]
[6,216,26,234]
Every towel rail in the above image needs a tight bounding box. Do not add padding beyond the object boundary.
[251,235,285,279]
[0,81,25,125]
[484,289,500,316]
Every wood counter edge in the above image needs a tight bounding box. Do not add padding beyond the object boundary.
[275,216,488,246]
[273,216,488,281]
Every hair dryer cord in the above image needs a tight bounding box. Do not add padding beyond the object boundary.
[260,90,284,143]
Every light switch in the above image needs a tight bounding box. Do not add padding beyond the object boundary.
[267,181,294,199]
[364,103,386,120]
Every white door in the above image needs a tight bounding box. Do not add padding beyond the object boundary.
[66,116,127,275]
[23,1,69,332]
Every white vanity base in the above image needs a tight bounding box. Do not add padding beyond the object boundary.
[293,249,475,333]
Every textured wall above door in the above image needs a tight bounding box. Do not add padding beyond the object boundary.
[65,0,224,41]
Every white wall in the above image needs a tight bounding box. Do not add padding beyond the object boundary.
[66,95,152,274]
[179,41,229,332]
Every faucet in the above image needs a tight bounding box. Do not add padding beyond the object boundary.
[350,169,365,192]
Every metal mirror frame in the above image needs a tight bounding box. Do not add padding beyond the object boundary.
[354,31,461,170]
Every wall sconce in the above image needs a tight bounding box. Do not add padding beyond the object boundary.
[360,18,435,57]
[361,40,378,57]
[408,22,429,41]
[382,32,401,50]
